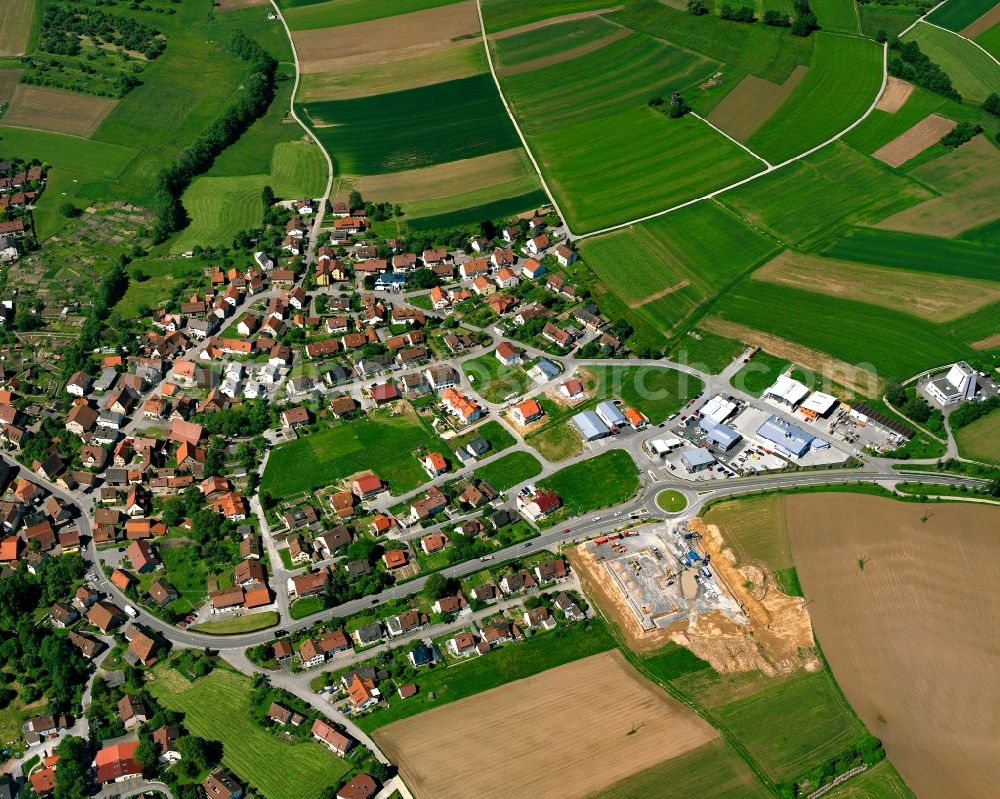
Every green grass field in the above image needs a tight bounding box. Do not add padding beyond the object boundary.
[452,420,516,453]
[462,353,531,402]
[721,143,932,249]
[926,0,997,31]
[716,670,869,784]
[482,0,618,33]
[150,668,352,799]
[587,366,703,424]
[591,738,772,799]
[747,34,883,164]
[823,760,916,798]
[712,280,973,378]
[955,408,1000,462]
[300,74,519,174]
[189,612,278,635]
[406,189,547,231]
[843,86,948,154]
[261,411,444,496]
[703,493,792,574]
[492,16,620,68]
[860,5,922,39]
[533,108,763,233]
[810,0,861,31]
[976,22,1000,59]
[656,489,688,512]
[502,33,718,133]
[170,175,271,254]
[473,451,544,491]
[669,328,746,373]
[730,351,790,397]
[822,228,1000,282]
[904,22,1000,103]
[281,0,465,30]
[536,449,640,521]
[115,257,207,318]
[609,0,814,84]
[362,620,616,731]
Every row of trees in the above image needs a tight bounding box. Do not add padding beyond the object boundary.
[151,31,277,242]
[888,39,960,101]
[687,0,818,34]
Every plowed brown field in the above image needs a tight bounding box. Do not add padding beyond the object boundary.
[787,494,1000,799]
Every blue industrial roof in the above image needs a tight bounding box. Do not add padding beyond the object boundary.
[756,415,814,457]
[699,417,742,450]
[596,400,627,426]
[680,447,716,467]
[571,410,609,440]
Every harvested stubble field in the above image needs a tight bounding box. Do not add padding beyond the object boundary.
[753,249,1000,322]
[876,135,1000,237]
[787,494,1000,799]
[292,2,479,73]
[281,0,465,30]
[708,65,808,141]
[376,650,718,799]
[872,113,956,168]
[0,0,34,56]
[2,85,118,138]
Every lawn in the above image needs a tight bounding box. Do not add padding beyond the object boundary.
[536,449,640,522]
[955,408,1000,462]
[462,353,531,402]
[721,143,932,250]
[451,420,516,453]
[669,328,746,374]
[821,228,1000,283]
[300,74,519,174]
[290,596,325,620]
[159,544,214,607]
[712,279,973,380]
[715,670,869,784]
[925,0,997,31]
[482,0,618,33]
[904,22,1000,103]
[149,667,352,799]
[280,0,465,30]
[359,618,616,731]
[170,175,270,254]
[189,611,278,635]
[528,422,584,462]
[492,16,620,69]
[502,33,718,134]
[587,366,703,424]
[746,33,883,164]
[473,451,544,492]
[532,108,763,233]
[730,351,790,397]
[656,489,688,513]
[260,410,444,496]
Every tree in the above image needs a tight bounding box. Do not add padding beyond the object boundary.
[133,737,160,772]
[54,736,90,799]
[885,382,907,408]
[261,184,275,210]
[348,190,363,212]
[423,573,448,601]
[985,92,1000,116]
[686,0,709,14]
[763,9,791,26]
[902,398,931,423]
[59,203,82,218]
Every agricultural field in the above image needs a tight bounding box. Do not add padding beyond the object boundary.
[823,760,916,799]
[150,667,353,799]
[668,328,746,373]
[491,16,624,72]
[280,0,466,30]
[532,108,762,233]
[810,0,861,31]
[821,227,1000,282]
[745,34,884,164]
[787,494,1000,799]
[976,20,1000,57]
[473,451,543,492]
[720,143,933,250]
[753,249,1000,322]
[844,85,949,154]
[707,66,808,142]
[536,449,639,521]
[875,136,1000,238]
[0,0,35,56]
[377,650,718,799]
[1,85,117,138]
[300,74,520,174]
[729,350,791,397]
[0,68,20,103]
[591,739,772,799]
[954,408,1000,461]
[703,494,793,577]
[169,176,272,255]
[481,0,618,33]
[405,188,548,230]
[925,0,998,31]
[871,113,956,168]
[903,22,1000,103]
[711,279,974,380]
[260,409,445,496]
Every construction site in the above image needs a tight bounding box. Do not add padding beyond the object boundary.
[571,519,819,675]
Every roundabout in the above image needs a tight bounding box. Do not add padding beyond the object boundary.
[655,488,689,514]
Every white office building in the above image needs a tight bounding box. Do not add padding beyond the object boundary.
[925,362,977,406]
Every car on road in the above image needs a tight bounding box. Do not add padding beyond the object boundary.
[274,629,288,637]
[371,598,379,604]
[524,543,532,548]
[563,528,571,534]
[591,516,601,522]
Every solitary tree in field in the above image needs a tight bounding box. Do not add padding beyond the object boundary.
[983,92,1000,117]
[261,184,275,210]
[686,0,709,14]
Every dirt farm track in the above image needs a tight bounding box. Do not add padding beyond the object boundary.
[376,650,718,799]
[787,494,1000,799]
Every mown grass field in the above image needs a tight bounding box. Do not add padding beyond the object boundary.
[704,494,793,574]
[533,108,762,232]
[609,0,814,84]
[0,0,35,56]
[502,33,718,133]
[904,22,1000,103]
[261,411,444,496]
[711,280,974,378]
[150,668,352,799]
[280,0,465,30]
[115,257,207,318]
[843,86,948,154]
[473,451,544,491]
[461,353,531,402]
[810,0,860,31]
[482,0,617,33]
[955,408,1000,462]
[925,0,997,31]
[170,175,270,254]
[824,760,916,798]
[730,350,790,397]
[669,328,746,373]
[537,449,640,520]
[301,74,519,174]
[976,22,1000,58]
[822,228,1000,282]
[747,33,883,163]
[492,16,619,68]
[715,670,869,784]
[406,189,547,230]
[721,143,932,249]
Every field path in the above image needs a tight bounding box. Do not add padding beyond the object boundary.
[269,0,334,216]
